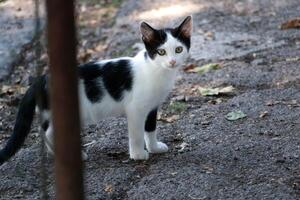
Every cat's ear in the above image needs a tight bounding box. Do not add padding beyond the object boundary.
[176,16,193,38]
[140,22,156,43]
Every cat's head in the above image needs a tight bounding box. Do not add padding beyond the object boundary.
[140,16,192,70]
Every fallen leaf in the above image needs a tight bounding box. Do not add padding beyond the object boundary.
[199,86,234,96]
[199,87,219,96]
[285,57,300,62]
[170,172,178,176]
[183,63,197,71]
[259,111,268,118]
[284,100,299,107]
[1,85,27,95]
[167,101,187,114]
[83,140,96,147]
[204,31,214,39]
[219,86,235,93]
[104,184,113,193]
[1,85,15,95]
[225,110,247,121]
[266,100,299,107]
[266,100,280,106]
[281,17,300,29]
[176,142,188,153]
[164,115,180,123]
[186,63,220,73]
[202,165,214,173]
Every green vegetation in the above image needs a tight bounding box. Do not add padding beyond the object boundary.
[167,101,187,114]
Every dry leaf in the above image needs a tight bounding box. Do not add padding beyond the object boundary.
[183,63,197,71]
[266,100,280,106]
[225,110,247,121]
[170,172,178,176]
[164,115,180,123]
[281,17,300,29]
[104,184,113,193]
[186,63,220,73]
[199,86,234,96]
[204,31,214,40]
[266,100,299,107]
[259,111,268,118]
[285,57,300,62]
[176,142,188,153]
[83,140,96,147]
[167,101,187,114]
[1,85,27,95]
[219,86,235,93]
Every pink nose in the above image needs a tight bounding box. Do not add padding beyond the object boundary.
[169,60,176,66]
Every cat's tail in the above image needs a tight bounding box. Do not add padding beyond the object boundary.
[0,77,45,166]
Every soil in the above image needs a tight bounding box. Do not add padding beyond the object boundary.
[1,0,300,199]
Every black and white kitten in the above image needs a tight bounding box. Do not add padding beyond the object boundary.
[0,16,192,164]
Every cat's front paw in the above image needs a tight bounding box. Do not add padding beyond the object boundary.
[130,149,149,160]
[147,142,169,154]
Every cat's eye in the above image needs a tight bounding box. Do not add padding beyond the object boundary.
[175,46,183,53]
[157,49,166,56]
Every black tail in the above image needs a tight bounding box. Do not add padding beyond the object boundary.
[0,79,40,165]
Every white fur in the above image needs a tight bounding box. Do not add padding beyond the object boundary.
[44,33,189,160]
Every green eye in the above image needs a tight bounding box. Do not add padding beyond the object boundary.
[157,49,166,56]
[175,46,183,53]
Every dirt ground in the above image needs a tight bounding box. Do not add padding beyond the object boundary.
[1,0,300,199]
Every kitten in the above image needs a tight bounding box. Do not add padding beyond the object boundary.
[0,16,192,164]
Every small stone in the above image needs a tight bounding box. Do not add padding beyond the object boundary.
[171,95,185,101]
[258,132,264,135]
[251,58,267,65]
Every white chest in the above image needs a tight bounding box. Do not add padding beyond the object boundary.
[132,67,177,110]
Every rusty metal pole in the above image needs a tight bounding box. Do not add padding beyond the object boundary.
[45,0,84,199]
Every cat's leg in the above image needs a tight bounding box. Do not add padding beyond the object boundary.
[127,109,149,160]
[45,123,54,155]
[144,108,168,153]
[44,123,88,160]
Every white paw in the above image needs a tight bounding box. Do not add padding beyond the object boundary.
[130,149,149,160]
[147,142,169,154]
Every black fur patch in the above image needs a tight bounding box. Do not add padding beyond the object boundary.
[79,62,103,103]
[143,29,167,59]
[79,60,133,102]
[170,28,191,50]
[101,59,133,101]
[145,108,157,132]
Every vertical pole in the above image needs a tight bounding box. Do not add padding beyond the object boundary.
[45,0,84,200]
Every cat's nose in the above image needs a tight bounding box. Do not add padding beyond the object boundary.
[169,60,176,66]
